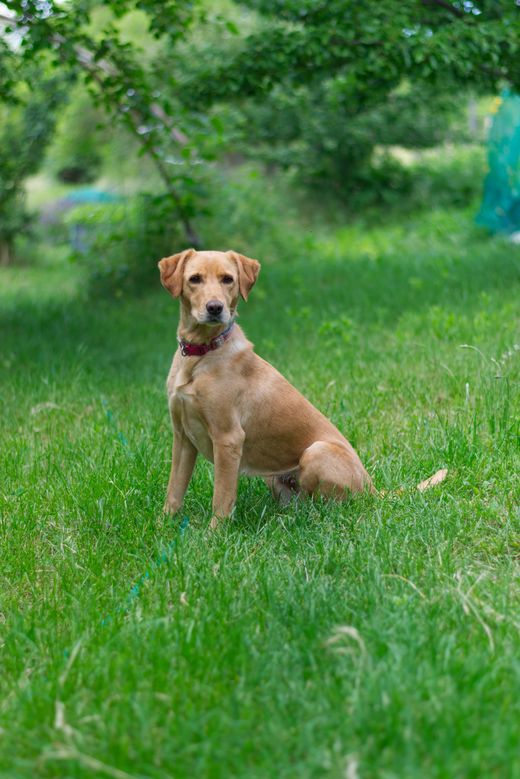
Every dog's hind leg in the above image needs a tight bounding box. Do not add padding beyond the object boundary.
[266,471,301,505]
[298,440,374,499]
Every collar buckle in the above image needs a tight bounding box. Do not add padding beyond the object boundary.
[178,338,189,357]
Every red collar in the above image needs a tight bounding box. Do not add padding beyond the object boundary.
[178,322,235,357]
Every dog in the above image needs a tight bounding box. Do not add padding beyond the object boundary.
[159,249,446,528]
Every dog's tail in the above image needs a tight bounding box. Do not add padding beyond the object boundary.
[416,468,448,492]
[378,467,448,497]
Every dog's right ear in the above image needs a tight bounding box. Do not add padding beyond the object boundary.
[227,251,261,301]
[158,249,195,298]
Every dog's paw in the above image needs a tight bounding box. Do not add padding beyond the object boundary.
[210,513,233,530]
[163,498,181,515]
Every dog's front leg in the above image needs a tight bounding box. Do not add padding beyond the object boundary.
[163,428,197,514]
[210,430,245,528]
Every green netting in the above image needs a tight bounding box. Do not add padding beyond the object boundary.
[476,91,520,234]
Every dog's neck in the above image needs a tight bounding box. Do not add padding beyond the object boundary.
[177,301,236,345]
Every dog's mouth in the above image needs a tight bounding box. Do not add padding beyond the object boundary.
[196,310,231,325]
[197,316,223,327]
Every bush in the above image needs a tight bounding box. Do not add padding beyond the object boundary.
[407,145,486,209]
[295,144,486,218]
[0,72,63,264]
[235,80,474,200]
[64,170,317,296]
[45,88,105,184]
[62,146,485,298]
[65,194,183,297]
[200,167,317,262]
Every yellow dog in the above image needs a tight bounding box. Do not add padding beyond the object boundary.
[159,249,445,527]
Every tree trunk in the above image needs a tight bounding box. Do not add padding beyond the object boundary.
[0,241,12,266]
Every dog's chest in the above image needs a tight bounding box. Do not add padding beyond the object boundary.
[169,373,214,462]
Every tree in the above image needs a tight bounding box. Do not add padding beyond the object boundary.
[0,0,518,252]
[175,0,519,195]
[229,79,470,196]
[0,0,206,246]
[0,67,65,264]
[181,0,520,106]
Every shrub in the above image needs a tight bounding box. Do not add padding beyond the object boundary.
[65,194,183,297]
[64,170,317,297]
[200,167,317,262]
[398,145,486,210]
[235,80,475,201]
[45,88,105,184]
[297,144,486,218]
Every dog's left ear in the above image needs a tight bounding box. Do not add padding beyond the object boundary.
[227,251,261,300]
[158,248,195,298]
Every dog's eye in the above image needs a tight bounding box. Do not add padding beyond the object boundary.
[221,275,234,285]
[189,274,202,284]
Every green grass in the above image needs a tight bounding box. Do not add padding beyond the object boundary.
[1,203,519,779]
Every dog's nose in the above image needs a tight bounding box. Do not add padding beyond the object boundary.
[206,300,224,317]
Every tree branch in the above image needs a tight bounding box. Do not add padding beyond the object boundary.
[52,35,189,146]
[420,0,465,20]
[2,11,200,245]
[329,37,385,49]
[69,41,200,245]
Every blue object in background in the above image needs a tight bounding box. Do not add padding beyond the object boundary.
[66,188,124,204]
[477,91,520,234]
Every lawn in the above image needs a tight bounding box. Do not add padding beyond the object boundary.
[0,204,519,778]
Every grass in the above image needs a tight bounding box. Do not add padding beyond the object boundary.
[1,201,519,779]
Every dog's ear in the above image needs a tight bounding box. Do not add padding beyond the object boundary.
[158,249,195,298]
[227,251,261,301]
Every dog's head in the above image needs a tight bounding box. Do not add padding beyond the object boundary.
[158,249,260,326]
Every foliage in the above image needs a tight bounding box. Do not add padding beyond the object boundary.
[45,87,106,183]
[60,145,487,297]
[178,0,519,193]
[0,68,65,264]
[200,166,316,260]
[233,80,473,194]
[2,0,519,249]
[324,144,488,211]
[65,194,183,296]
[183,0,520,107]
[404,144,487,209]
[203,145,486,226]
[61,143,482,299]
[1,0,208,244]
[62,168,314,296]
[1,203,519,777]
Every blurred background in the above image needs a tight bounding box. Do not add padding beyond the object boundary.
[0,0,519,294]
